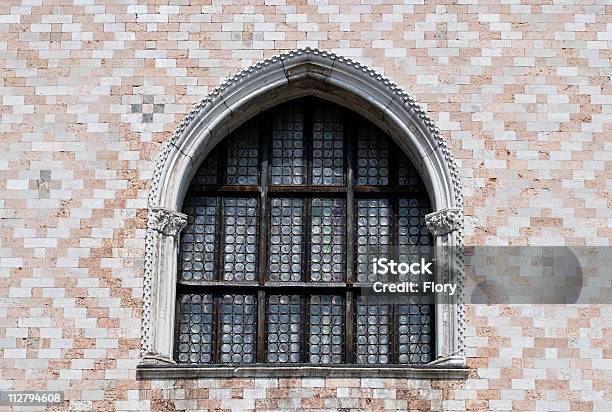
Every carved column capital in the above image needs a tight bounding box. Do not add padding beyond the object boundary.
[425,208,463,237]
[150,207,188,237]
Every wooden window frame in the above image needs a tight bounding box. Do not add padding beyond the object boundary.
[172,97,438,368]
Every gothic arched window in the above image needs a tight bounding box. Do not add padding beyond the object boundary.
[174,97,434,366]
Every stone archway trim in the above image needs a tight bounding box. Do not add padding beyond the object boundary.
[141,48,466,369]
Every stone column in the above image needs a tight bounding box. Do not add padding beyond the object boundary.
[142,207,187,365]
[425,207,465,366]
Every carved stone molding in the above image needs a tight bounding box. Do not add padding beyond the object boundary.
[150,207,187,237]
[142,352,176,366]
[141,47,466,366]
[425,208,463,237]
[143,207,187,361]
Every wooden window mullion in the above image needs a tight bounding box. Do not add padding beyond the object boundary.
[303,197,312,283]
[301,293,309,364]
[344,110,355,364]
[212,139,226,283]
[305,96,313,187]
[390,299,397,365]
[303,99,313,283]
[212,293,221,363]
[213,196,223,283]
[256,114,271,363]
[301,100,313,362]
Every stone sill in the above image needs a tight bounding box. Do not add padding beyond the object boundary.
[137,364,469,380]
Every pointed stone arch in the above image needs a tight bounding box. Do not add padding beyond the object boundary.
[141,48,466,369]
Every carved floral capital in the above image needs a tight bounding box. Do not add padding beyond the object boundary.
[150,207,187,237]
[425,208,463,237]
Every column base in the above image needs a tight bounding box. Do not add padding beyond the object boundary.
[141,352,177,365]
[427,355,466,367]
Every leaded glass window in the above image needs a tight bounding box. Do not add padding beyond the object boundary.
[176,97,434,366]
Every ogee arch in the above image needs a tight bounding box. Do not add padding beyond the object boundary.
[141,48,465,369]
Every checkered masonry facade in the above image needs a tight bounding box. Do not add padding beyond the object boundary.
[0,1,610,411]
